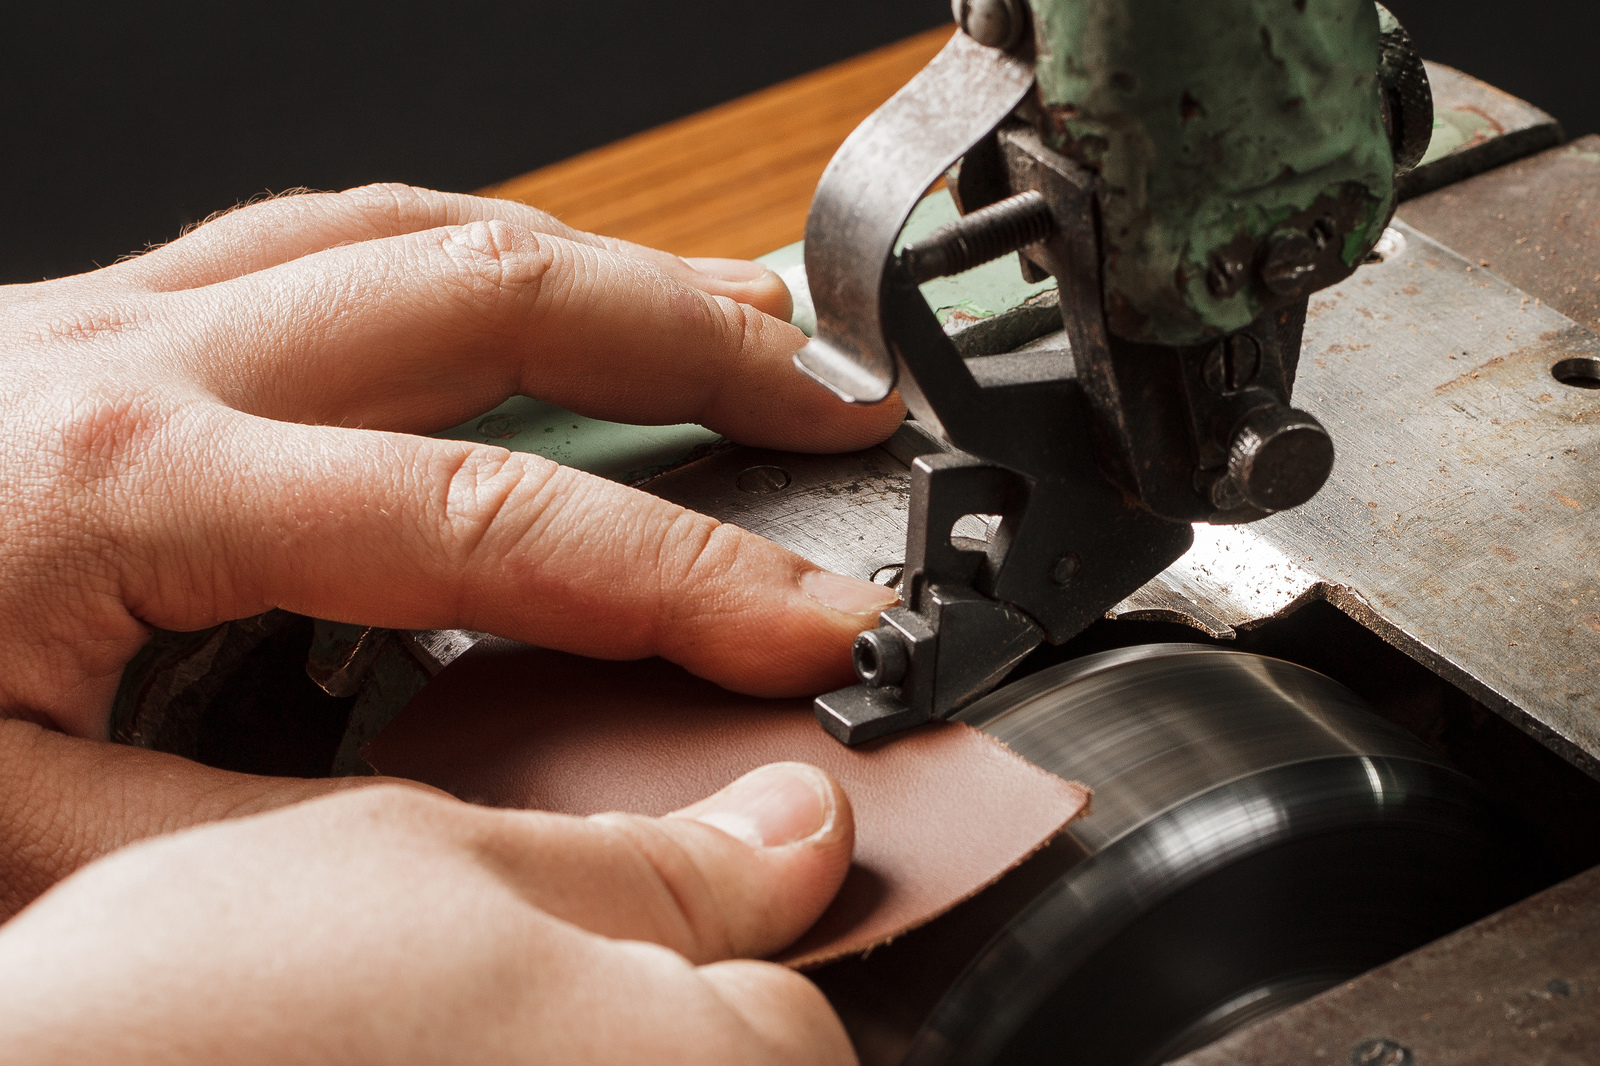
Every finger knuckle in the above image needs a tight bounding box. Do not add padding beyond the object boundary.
[702,293,763,369]
[321,782,451,826]
[34,385,170,493]
[436,446,560,574]
[180,186,321,238]
[720,294,762,356]
[435,220,555,304]
[663,516,751,608]
[693,295,768,420]
[26,304,153,346]
[340,182,439,229]
[588,813,735,962]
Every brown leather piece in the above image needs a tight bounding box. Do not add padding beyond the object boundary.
[365,641,1089,968]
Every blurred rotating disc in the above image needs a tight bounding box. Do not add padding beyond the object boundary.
[814,644,1519,1066]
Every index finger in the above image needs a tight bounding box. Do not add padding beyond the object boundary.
[167,219,901,454]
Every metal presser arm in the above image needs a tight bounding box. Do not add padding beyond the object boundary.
[798,1,1432,745]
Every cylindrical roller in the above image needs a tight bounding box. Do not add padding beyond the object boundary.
[813,644,1520,1066]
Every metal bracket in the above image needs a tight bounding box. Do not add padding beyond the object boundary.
[794,31,1035,404]
[816,584,1040,745]
[801,37,1194,745]
[801,24,1339,744]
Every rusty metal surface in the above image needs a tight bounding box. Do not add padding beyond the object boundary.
[1401,136,1600,333]
[1172,863,1600,1066]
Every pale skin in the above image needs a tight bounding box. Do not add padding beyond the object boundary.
[0,183,908,1063]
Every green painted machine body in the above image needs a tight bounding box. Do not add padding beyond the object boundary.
[1028,0,1396,344]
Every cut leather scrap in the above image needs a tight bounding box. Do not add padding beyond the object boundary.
[364,641,1089,968]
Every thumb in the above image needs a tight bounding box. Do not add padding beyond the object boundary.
[485,763,854,964]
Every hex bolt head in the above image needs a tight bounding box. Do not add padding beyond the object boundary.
[1225,406,1335,514]
[854,626,910,688]
[951,0,1027,51]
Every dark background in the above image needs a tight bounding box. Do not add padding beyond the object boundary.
[2,1,1594,284]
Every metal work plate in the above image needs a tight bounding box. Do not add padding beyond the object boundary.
[642,217,1600,774]
[644,444,911,585]
[1171,862,1600,1065]
[1401,134,1600,334]
[1224,220,1600,770]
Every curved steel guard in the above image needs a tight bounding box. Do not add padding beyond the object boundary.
[794,32,1035,404]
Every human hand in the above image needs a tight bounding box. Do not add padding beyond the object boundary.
[0,762,859,1065]
[0,183,904,739]
[0,717,434,921]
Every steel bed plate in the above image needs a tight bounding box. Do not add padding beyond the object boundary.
[1229,219,1600,769]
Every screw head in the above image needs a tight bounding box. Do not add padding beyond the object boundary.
[476,413,524,439]
[1051,552,1082,586]
[735,465,791,494]
[1225,406,1335,513]
[1350,1038,1412,1066]
[1202,333,1262,393]
[1260,230,1323,296]
[1206,254,1247,298]
[854,627,910,688]
[952,0,1027,51]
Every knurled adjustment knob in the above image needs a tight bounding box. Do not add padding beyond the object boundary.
[1224,406,1335,514]
[1376,3,1433,175]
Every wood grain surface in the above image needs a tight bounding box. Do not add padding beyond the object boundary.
[479,26,953,260]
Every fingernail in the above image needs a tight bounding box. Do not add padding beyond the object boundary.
[693,763,834,848]
[800,568,901,616]
[686,257,770,283]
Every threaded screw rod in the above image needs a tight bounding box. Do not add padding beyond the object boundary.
[898,190,1054,284]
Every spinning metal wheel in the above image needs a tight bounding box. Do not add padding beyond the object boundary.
[817,644,1519,1065]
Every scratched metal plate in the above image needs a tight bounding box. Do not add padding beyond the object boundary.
[1400,134,1600,335]
[645,444,912,585]
[1223,221,1600,771]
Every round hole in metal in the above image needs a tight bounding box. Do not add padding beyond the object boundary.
[1552,356,1600,389]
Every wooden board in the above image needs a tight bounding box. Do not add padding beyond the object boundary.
[478,26,953,260]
